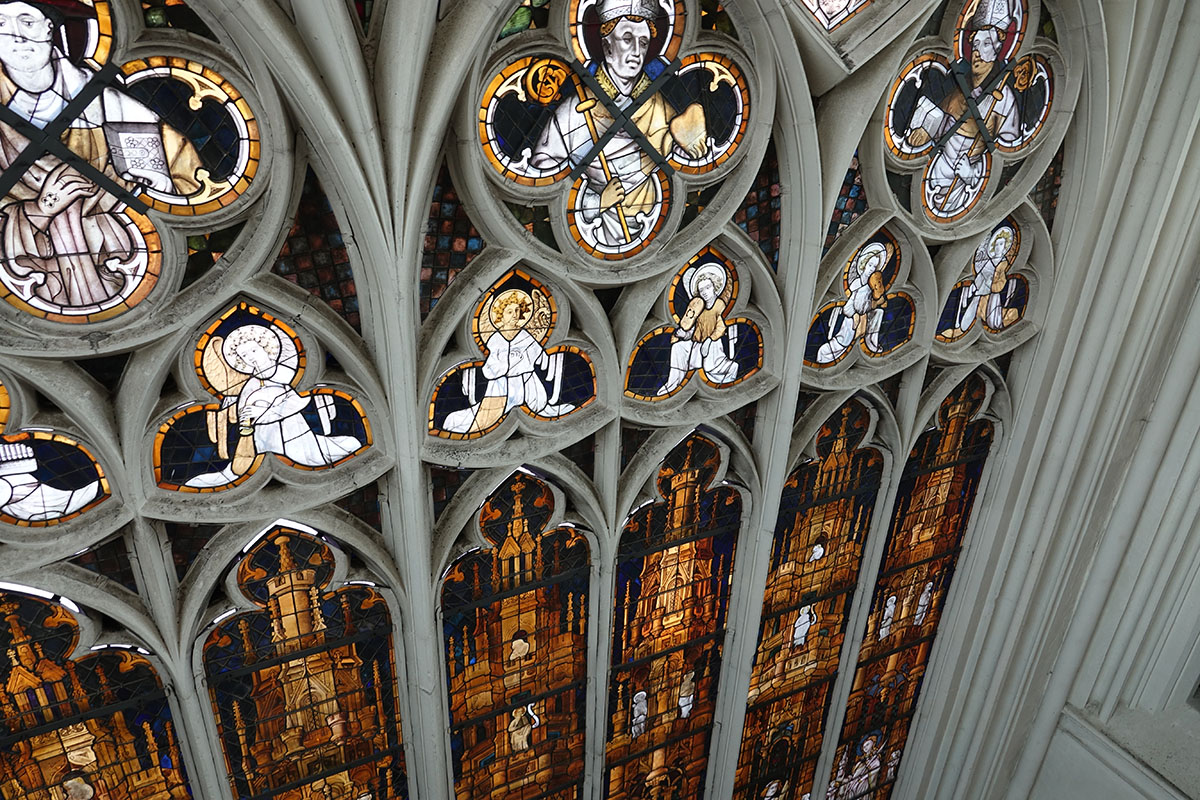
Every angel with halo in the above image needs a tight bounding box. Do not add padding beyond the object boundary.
[442,287,574,434]
[941,225,1020,338]
[815,240,894,364]
[186,322,364,488]
[659,261,739,395]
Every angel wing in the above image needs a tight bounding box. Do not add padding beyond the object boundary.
[526,290,553,342]
[477,294,498,347]
[200,335,250,398]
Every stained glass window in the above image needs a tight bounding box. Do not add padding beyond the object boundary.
[442,471,590,798]
[735,399,884,800]
[884,0,1061,224]
[203,526,409,799]
[806,229,915,369]
[801,0,872,31]
[0,1,259,322]
[272,168,362,333]
[477,0,755,262]
[0,588,191,799]
[154,302,371,491]
[605,432,742,800]
[626,246,764,401]
[0,377,109,526]
[428,269,596,440]
[422,162,485,321]
[827,375,994,800]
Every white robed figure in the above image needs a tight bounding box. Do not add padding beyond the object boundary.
[443,288,574,434]
[904,0,1023,217]
[659,261,739,394]
[0,440,99,520]
[528,0,709,252]
[816,241,892,364]
[187,323,363,488]
[942,225,1018,337]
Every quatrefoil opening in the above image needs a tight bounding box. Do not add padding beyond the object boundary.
[478,0,751,262]
[883,0,1054,223]
[0,1,259,323]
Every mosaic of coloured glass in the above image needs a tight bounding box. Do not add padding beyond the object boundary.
[734,400,884,800]
[605,433,742,800]
[1030,142,1065,230]
[431,466,476,521]
[0,380,110,526]
[154,303,371,491]
[825,151,868,255]
[70,535,138,592]
[184,221,245,288]
[272,168,361,332]
[203,528,409,799]
[936,218,1028,342]
[335,482,383,531]
[0,590,192,799]
[627,247,763,400]
[735,139,781,271]
[422,163,485,321]
[0,1,258,322]
[829,375,993,800]
[806,229,914,367]
[166,520,223,581]
[500,0,551,38]
[801,0,871,30]
[884,0,1054,222]
[429,269,596,439]
[479,0,752,260]
[141,0,217,39]
[442,472,590,799]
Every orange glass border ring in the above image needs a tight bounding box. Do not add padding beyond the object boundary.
[469,267,559,351]
[568,0,686,65]
[566,170,671,261]
[120,57,260,215]
[193,302,307,396]
[883,53,950,161]
[0,206,162,324]
[920,154,991,223]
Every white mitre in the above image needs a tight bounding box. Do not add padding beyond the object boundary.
[969,0,1014,29]
[597,0,661,24]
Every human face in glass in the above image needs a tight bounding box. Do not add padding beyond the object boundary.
[603,18,651,83]
[0,3,53,75]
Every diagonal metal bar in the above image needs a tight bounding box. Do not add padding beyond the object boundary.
[931,59,1012,158]
[0,63,148,212]
[567,58,681,182]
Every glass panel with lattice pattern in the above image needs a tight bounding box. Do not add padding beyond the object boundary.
[604,433,742,800]
[827,375,993,800]
[0,590,191,798]
[442,471,590,799]
[203,527,409,799]
[735,399,884,799]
